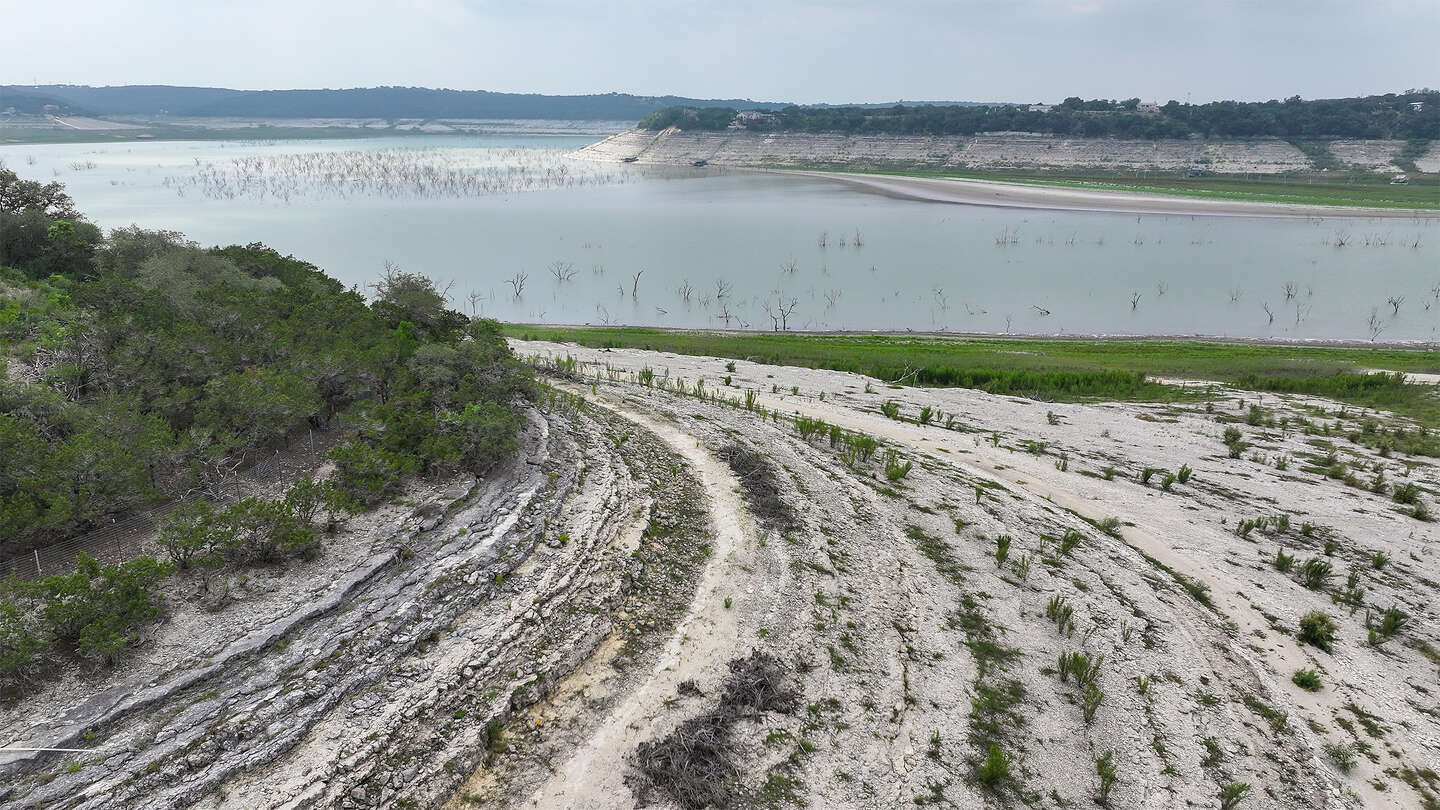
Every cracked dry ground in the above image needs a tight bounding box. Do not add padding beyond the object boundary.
[5,344,1440,810]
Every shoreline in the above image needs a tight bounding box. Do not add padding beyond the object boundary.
[773,168,1440,219]
[502,323,1440,352]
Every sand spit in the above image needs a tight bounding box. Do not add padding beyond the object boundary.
[784,170,1440,219]
[575,129,1438,218]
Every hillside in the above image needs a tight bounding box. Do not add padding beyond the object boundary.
[576,127,1440,176]
[2,85,792,121]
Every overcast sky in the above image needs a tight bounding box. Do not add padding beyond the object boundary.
[3,0,1434,104]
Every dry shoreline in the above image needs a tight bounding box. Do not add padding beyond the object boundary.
[505,323,1440,352]
[776,169,1440,219]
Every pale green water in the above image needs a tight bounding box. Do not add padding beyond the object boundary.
[5,134,1439,341]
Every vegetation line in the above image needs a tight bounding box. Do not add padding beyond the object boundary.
[504,325,1440,426]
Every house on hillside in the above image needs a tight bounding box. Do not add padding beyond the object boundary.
[1027,104,1053,113]
[730,110,778,129]
[1411,101,1426,112]
[1138,102,1159,113]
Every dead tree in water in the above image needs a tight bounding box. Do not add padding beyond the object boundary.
[677,279,693,303]
[631,270,644,299]
[762,297,799,331]
[549,261,577,283]
[1129,292,1142,311]
[506,272,528,299]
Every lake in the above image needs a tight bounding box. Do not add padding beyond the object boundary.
[4,133,1438,342]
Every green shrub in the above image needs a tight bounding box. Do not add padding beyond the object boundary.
[975,743,1010,788]
[0,600,45,683]
[1271,549,1295,572]
[35,553,173,663]
[1298,610,1338,652]
[883,450,912,481]
[1220,782,1250,810]
[1291,667,1322,691]
[1324,742,1356,774]
[1367,605,1410,645]
[994,535,1011,566]
[1299,558,1333,590]
[1095,751,1117,804]
[330,440,419,506]
[1082,682,1104,723]
[157,500,224,569]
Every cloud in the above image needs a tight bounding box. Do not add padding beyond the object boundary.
[0,0,1430,102]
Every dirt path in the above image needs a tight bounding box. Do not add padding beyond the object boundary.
[515,386,757,808]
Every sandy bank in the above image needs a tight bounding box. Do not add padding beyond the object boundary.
[784,169,1440,219]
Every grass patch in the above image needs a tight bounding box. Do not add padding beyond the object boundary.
[505,327,1440,425]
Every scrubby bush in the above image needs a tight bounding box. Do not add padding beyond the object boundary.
[883,450,913,481]
[975,743,1010,788]
[994,535,1011,565]
[0,600,45,685]
[1291,667,1322,691]
[1366,605,1410,645]
[1220,782,1251,810]
[1095,751,1117,804]
[34,553,173,663]
[1298,610,1338,652]
[1299,558,1334,590]
[1271,549,1295,572]
[330,441,419,507]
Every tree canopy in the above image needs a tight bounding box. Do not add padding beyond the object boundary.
[0,167,534,558]
[640,91,1440,140]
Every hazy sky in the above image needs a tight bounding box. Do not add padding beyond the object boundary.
[3,0,1434,104]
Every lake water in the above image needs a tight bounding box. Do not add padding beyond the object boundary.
[5,133,1439,342]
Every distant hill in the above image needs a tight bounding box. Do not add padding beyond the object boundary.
[2,85,796,121]
[0,87,88,115]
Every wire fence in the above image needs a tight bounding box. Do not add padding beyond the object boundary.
[0,429,340,582]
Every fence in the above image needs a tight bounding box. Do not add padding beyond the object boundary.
[0,429,338,582]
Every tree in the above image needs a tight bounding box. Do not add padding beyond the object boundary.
[193,367,322,458]
[0,168,79,218]
[370,263,462,337]
[35,553,172,663]
[0,600,45,685]
[157,500,223,568]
